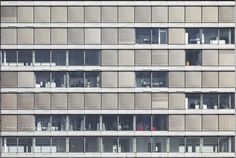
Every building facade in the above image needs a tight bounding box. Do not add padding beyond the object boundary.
[0,0,235,158]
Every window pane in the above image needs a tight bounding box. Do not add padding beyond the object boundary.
[85,115,100,131]
[35,115,51,131]
[85,50,100,66]
[152,72,168,87]
[136,115,151,131]
[186,137,200,152]
[51,137,66,152]
[102,115,117,131]
[118,115,133,131]
[18,137,32,153]
[203,94,218,109]
[6,137,17,153]
[35,50,50,66]
[186,29,201,44]
[102,137,118,152]
[136,137,151,152]
[51,115,67,131]
[68,115,84,131]
[136,28,151,44]
[186,50,202,66]
[203,28,218,44]
[152,29,159,44]
[118,137,133,152]
[69,50,84,66]
[5,50,17,64]
[18,50,32,66]
[169,137,185,152]
[152,137,167,152]
[202,137,218,153]
[186,94,201,109]
[136,72,151,87]
[69,72,84,87]
[219,29,230,44]
[160,29,167,44]
[85,137,100,152]
[219,93,230,109]
[85,72,100,87]
[69,137,84,152]
[35,72,51,88]
[51,50,66,66]
[52,72,67,88]
[219,137,230,152]
[35,137,51,153]
[152,115,167,131]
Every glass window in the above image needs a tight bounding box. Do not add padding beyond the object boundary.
[51,137,66,152]
[85,50,100,66]
[51,50,66,66]
[51,115,67,131]
[18,137,32,153]
[52,72,67,88]
[85,137,100,152]
[136,115,151,131]
[202,28,218,44]
[186,29,201,44]
[69,50,84,66]
[185,137,200,153]
[186,50,202,66]
[68,115,84,131]
[219,137,230,152]
[219,93,230,109]
[85,72,100,87]
[85,115,100,131]
[35,115,51,131]
[230,28,235,44]
[118,137,133,152]
[136,72,151,87]
[102,115,117,131]
[152,28,159,44]
[35,50,50,66]
[136,137,152,152]
[5,50,17,65]
[231,94,235,109]
[102,137,118,152]
[69,72,84,87]
[69,137,84,152]
[18,50,32,66]
[203,94,218,109]
[160,29,167,44]
[35,72,51,88]
[118,115,133,131]
[186,94,201,109]
[152,137,167,152]
[202,137,218,153]
[219,29,231,44]
[35,137,51,153]
[6,137,17,153]
[169,137,185,152]
[152,115,168,131]
[152,72,168,87]
[136,28,151,44]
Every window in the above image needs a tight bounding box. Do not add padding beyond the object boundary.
[152,115,168,131]
[35,72,51,88]
[68,115,84,131]
[35,115,51,131]
[35,137,51,153]
[35,50,50,66]
[186,94,201,109]
[203,94,218,109]
[169,137,185,152]
[136,28,151,44]
[85,137,100,152]
[69,137,84,152]
[18,137,32,153]
[186,50,201,66]
[4,50,17,65]
[51,50,66,66]
[136,72,151,87]
[68,50,84,66]
[69,72,84,87]
[5,137,17,153]
[152,72,168,87]
[118,115,133,131]
[51,137,66,152]
[51,115,67,131]
[186,29,201,44]
[52,72,67,88]
[102,115,117,131]
[185,137,200,152]
[85,72,100,87]
[85,115,100,131]
[85,50,100,65]
[118,137,133,152]
[136,137,152,152]
[136,115,151,131]
[136,28,167,44]
[102,137,118,152]
[203,28,218,44]
[152,137,167,152]
[202,137,218,153]
[18,50,32,66]
[219,137,231,152]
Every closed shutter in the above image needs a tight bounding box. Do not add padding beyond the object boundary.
[202,7,218,22]
[102,93,118,110]
[118,72,135,88]
[101,50,117,66]
[202,115,218,131]
[51,93,67,110]
[135,50,151,66]
[1,115,17,131]
[186,7,201,22]
[35,93,51,110]
[1,28,17,44]
[68,7,84,22]
[34,7,50,22]
[35,29,50,45]
[102,72,117,87]
[85,7,101,22]
[118,7,134,22]
[1,7,17,22]
[85,93,101,110]
[119,93,134,109]
[219,50,234,66]
[51,28,67,44]
[219,7,234,22]
[68,28,84,44]
[18,115,35,131]
[152,50,168,66]
[169,93,185,109]
[118,50,134,66]
[202,50,218,66]
[118,28,135,44]
[18,93,34,110]
[85,28,101,44]
[186,115,201,131]
[135,7,151,22]
[186,72,201,88]
[1,72,17,88]
[168,29,185,44]
[68,93,84,110]
[202,72,218,88]
[18,28,33,45]
[152,7,168,22]
[169,7,184,22]
[102,7,117,22]
[135,93,151,109]
[219,72,234,88]
[169,50,185,66]
[169,115,185,131]
[18,72,34,88]
[51,7,67,22]
[1,93,17,110]
[152,93,168,109]
[18,7,33,22]
[102,28,117,44]
[219,115,234,131]
[169,72,185,88]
